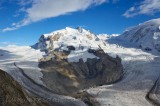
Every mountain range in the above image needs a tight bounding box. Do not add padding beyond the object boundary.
[0,18,160,106]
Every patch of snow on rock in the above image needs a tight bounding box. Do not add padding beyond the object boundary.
[68,49,99,62]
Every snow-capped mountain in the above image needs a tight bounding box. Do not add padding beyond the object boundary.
[32,26,123,99]
[36,27,106,62]
[119,18,160,51]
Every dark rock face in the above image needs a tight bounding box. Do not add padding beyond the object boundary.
[144,47,152,51]
[0,69,49,106]
[147,76,160,106]
[67,46,76,51]
[39,49,123,95]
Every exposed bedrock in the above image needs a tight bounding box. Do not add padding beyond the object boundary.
[39,49,123,95]
[0,69,49,106]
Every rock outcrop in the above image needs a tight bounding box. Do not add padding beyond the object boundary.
[0,69,49,106]
[39,49,123,95]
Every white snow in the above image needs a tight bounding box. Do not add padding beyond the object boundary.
[0,45,45,85]
[97,34,119,41]
[97,34,110,40]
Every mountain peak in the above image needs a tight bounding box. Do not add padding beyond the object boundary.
[144,18,160,25]
[120,18,160,52]
[42,27,92,38]
[36,27,104,62]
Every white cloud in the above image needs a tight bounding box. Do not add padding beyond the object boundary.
[2,27,17,32]
[123,0,160,18]
[112,0,119,3]
[2,0,107,32]
[18,0,33,6]
[0,42,18,46]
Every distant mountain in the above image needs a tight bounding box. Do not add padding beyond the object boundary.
[119,18,160,51]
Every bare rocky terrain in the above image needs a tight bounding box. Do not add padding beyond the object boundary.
[0,69,49,106]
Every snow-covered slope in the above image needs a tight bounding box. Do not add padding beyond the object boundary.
[36,27,106,62]
[119,18,160,51]
[97,34,119,41]
[0,45,45,85]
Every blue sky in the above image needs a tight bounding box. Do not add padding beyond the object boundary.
[0,0,160,46]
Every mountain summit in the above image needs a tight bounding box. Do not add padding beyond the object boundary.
[36,27,104,62]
